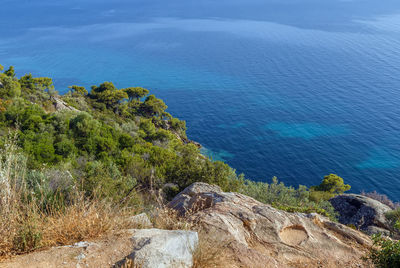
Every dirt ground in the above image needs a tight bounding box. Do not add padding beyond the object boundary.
[0,230,136,268]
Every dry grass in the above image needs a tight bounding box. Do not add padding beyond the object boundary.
[147,185,195,230]
[192,231,230,268]
[0,137,31,257]
[41,195,136,247]
[115,258,145,268]
[150,207,194,230]
[0,190,135,260]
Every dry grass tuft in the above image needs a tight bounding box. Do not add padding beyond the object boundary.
[115,257,145,268]
[41,195,135,247]
[150,207,194,230]
[192,231,231,268]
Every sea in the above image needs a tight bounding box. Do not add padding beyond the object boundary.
[1,0,400,200]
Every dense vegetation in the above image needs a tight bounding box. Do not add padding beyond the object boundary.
[366,234,400,268]
[0,64,350,256]
[0,64,245,203]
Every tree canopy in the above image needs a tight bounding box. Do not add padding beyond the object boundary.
[19,74,55,94]
[140,94,167,117]
[123,87,149,102]
[4,66,15,78]
[69,85,88,96]
[312,174,351,194]
[90,82,128,109]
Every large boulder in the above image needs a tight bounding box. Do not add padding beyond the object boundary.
[115,229,198,268]
[168,182,372,268]
[329,194,394,236]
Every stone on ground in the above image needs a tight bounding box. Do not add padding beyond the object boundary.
[115,229,198,268]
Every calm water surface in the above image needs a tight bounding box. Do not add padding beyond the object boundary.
[1,0,400,199]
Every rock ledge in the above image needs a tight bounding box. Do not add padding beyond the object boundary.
[169,182,372,267]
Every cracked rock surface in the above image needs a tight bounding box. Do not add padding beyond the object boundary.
[169,182,373,268]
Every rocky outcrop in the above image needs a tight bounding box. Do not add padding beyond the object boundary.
[51,97,78,112]
[169,183,372,268]
[115,229,198,268]
[330,194,394,236]
[168,182,222,215]
[157,120,201,148]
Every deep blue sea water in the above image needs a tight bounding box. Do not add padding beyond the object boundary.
[1,0,400,199]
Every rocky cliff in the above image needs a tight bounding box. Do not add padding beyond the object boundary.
[169,183,372,268]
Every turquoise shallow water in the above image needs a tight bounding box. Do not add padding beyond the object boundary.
[1,0,400,199]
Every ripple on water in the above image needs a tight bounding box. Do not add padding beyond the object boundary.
[217,122,246,129]
[200,147,235,162]
[357,148,400,169]
[263,122,350,140]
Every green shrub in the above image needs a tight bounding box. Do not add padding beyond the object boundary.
[0,75,21,98]
[366,234,400,268]
[385,208,400,234]
[346,224,357,230]
[13,218,42,253]
[240,177,338,220]
[309,190,335,203]
[311,174,350,194]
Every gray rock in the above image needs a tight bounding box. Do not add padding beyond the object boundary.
[115,229,198,268]
[329,194,393,235]
[177,182,222,197]
[75,252,86,261]
[51,96,78,112]
[168,182,222,215]
[129,213,153,228]
[60,241,95,249]
[367,226,392,237]
[73,241,90,249]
